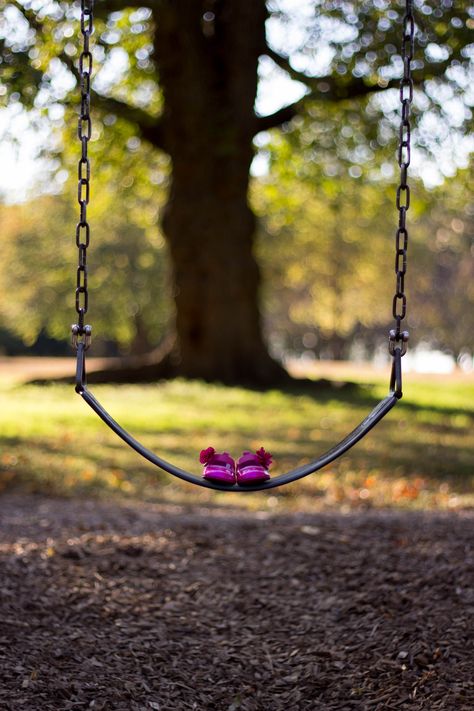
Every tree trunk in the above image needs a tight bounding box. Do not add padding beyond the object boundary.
[85,0,290,385]
[150,0,287,383]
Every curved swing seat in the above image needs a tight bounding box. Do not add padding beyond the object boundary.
[75,343,402,492]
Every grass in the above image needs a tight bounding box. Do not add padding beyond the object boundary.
[0,367,473,511]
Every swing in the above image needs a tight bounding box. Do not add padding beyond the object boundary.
[71,1,414,492]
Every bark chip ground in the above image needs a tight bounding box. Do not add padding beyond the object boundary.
[1,495,473,710]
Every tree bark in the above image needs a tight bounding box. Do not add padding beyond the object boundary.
[148,0,288,383]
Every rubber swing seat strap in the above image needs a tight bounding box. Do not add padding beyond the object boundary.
[74,343,400,493]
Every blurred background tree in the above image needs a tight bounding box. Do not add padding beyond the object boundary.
[0,123,172,355]
[254,106,474,362]
[409,161,474,363]
[0,0,472,379]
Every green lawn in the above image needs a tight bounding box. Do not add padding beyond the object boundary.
[0,371,472,511]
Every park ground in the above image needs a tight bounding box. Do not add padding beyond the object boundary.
[0,358,473,709]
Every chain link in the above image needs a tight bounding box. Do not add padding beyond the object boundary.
[390,0,414,353]
[72,0,94,348]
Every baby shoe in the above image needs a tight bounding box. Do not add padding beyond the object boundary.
[236,447,272,485]
[200,447,236,484]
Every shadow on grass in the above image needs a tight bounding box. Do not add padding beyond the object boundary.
[275,379,474,421]
[37,372,474,419]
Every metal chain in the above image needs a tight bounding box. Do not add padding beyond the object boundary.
[389,0,414,356]
[72,0,94,350]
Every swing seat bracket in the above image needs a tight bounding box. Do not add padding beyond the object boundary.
[72,323,92,350]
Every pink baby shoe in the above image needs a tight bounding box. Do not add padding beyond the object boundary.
[236,447,272,485]
[200,447,236,484]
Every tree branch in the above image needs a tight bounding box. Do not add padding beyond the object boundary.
[60,52,166,151]
[264,46,399,99]
[92,93,166,149]
[264,46,316,87]
[255,46,396,133]
[255,102,303,133]
[8,0,165,149]
[256,46,455,133]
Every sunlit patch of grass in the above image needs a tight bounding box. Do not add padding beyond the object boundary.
[0,374,473,511]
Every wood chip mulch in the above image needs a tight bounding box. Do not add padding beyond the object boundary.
[0,495,473,711]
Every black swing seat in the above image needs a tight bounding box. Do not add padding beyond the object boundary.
[75,343,402,492]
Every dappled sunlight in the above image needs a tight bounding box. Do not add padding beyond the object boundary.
[1,372,472,512]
